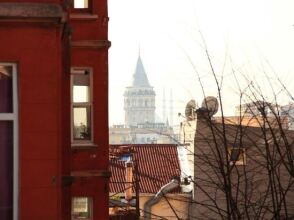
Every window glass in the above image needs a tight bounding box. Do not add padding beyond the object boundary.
[72,197,92,219]
[0,63,17,220]
[73,74,90,103]
[73,107,91,140]
[71,68,93,145]
[229,148,245,165]
[0,65,13,113]
[74,86,89,103]
[230,149,241,161]
[0,121,13,219]
[74,0,89,9]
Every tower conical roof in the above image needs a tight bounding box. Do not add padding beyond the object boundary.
[131,56,150,87]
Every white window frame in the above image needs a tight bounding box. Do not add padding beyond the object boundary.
[70,67,94,147]
[71,197,93,220]
[0,63,19,220]
[229,147,246,166]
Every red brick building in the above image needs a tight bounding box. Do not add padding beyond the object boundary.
[0,1,109,219]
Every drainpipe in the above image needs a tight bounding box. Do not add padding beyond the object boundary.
[144,177,180,220]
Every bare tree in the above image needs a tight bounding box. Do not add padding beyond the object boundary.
[179,42,294,219]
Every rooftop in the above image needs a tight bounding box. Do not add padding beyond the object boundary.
[109,144,181,194]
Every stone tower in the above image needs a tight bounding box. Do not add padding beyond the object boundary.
[124,56,156,126]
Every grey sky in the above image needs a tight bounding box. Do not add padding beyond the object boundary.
[109,0,294,126]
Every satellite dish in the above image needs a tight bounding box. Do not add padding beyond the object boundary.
[201,96,219,117]
[185,99,196,120]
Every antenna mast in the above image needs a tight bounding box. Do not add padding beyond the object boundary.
[162,88,166,124]
[169,89,173,127]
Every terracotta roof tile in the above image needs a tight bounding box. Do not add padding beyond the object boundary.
[109,144,181,194]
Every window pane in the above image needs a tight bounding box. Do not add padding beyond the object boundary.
[74,0,89,9]
[230,149,241,162]
[0,121,13,219]
[72,197,91,219]
[73,74,90,103]
[74,86,89,103]
[73,107,91,140]
[0,65,13,113]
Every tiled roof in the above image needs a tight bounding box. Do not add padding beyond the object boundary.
[109,144,181,194]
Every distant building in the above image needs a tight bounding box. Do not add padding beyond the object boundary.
[232,101,288,129]
[124,56,156,126]
[281,103,294,130]
[235,100,280,117]
[180,103,294,219]
[110,56,176,144]
[213,115,288,129]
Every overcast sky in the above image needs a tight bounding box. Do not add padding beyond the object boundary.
[108,0,294,126]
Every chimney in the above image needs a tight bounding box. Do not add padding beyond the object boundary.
[125,160,133,201]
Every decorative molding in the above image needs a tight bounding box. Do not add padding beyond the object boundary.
[70,13,98,20]
[71,170,112,178]
[71,40,111,49]
[0,3,65,24]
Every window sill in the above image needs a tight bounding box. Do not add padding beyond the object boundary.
[70,13,98,21]
[71,143,98,150]
[230,161,246,166]
[71,170,111,178]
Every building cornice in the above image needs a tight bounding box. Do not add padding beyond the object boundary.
[71,40,111,49]
[0,3,65,24]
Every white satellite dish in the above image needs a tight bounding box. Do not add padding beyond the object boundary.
[185,99,196,120]
[201,96,219,117]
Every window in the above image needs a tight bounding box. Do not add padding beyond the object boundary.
[71,68,93,146]
[0,63,18,220]
[229,147,246,165]
[72,197,92,220]
[72,0,92,13]
[73,0,89,9]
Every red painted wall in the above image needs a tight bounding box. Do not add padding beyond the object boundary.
[0,22,69,220]
[0,0,109,219]
[69,0,110,218]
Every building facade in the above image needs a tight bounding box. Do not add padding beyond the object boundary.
[281,103,294,130]
[180,103,294,219]
[69,0,110,220]
[0,0,109,219]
